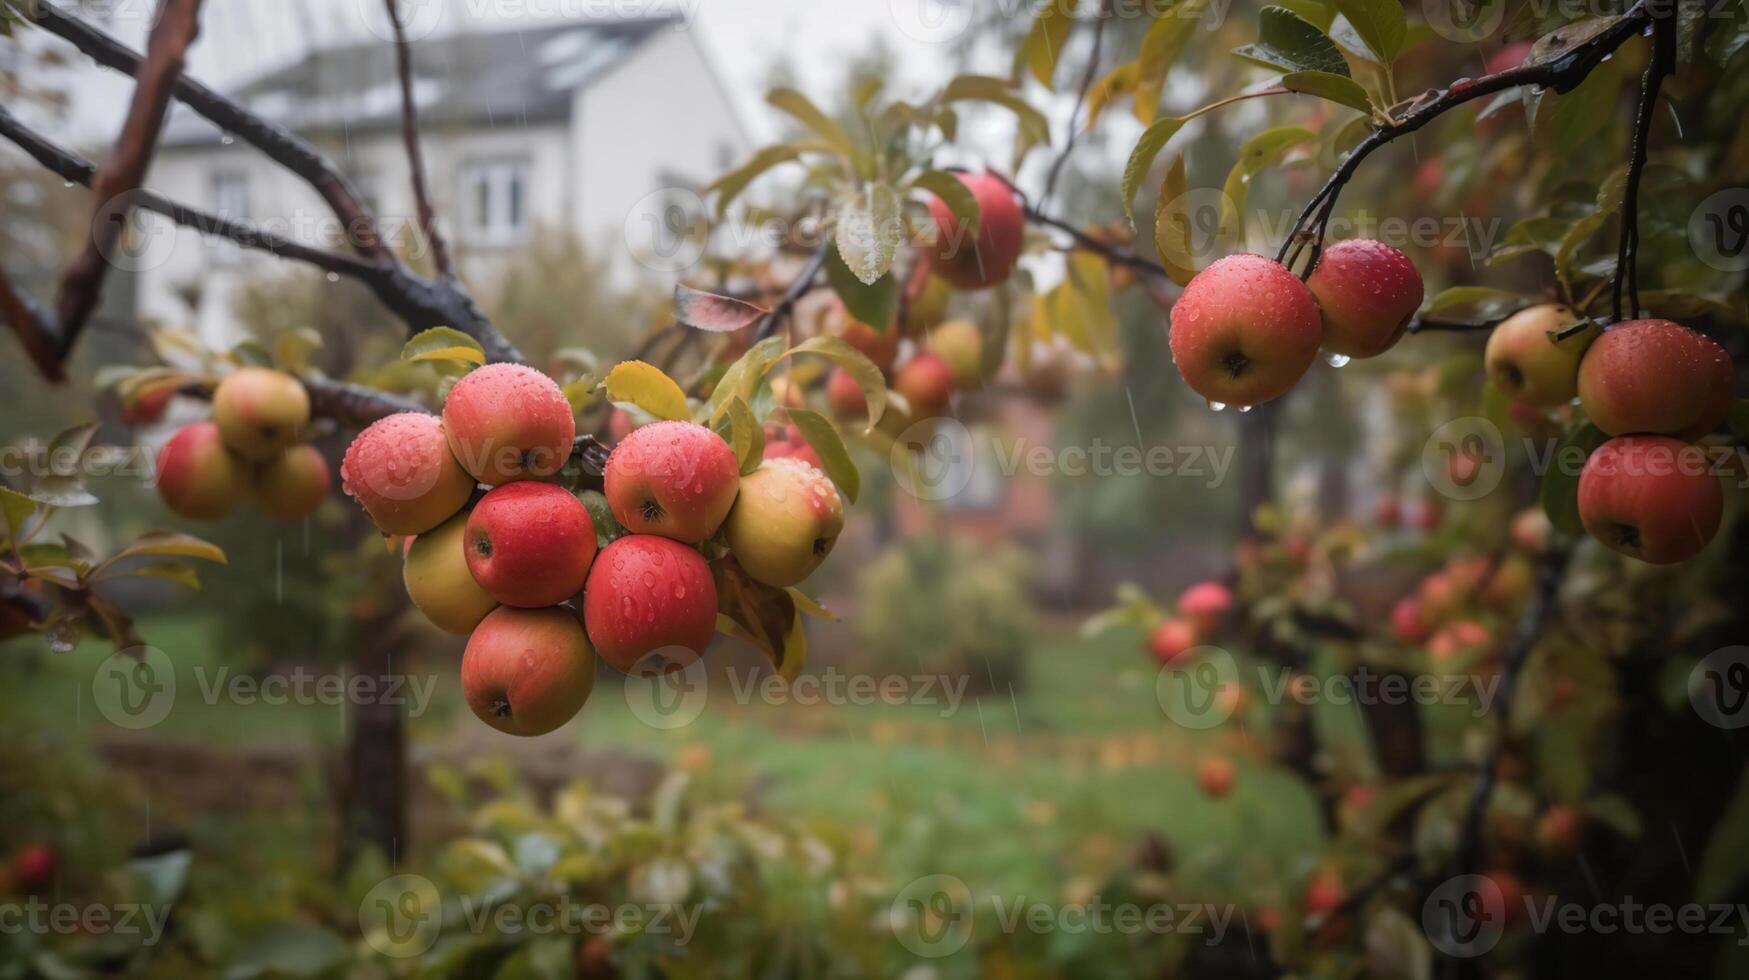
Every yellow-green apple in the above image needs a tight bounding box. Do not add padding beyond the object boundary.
[723,457,844,587]
[1178,581,1232,633]
[1510,507,1551,555]
[443,363,577,484]
[211,367,310,461]
[926,319,984,388]
[254,444,330,521]
[461,606,596,736]
[11,844,57,893]
[767,376,807,411]
[465,482,597,607]
[1483,555,1533,607]
[1169,254,1322,407]
[892,352,956,420]
[340,412,475,535]
[903,265,951,337]
[1196,755,1235,798]
[827,304,899,375]
[156,422,251,521]
[403,509,498,634]
[826,367,866,422]
[928,171,1024,290]
[1577,435,1723,563]
[1306,239,1424,358]
[1391,597,1430,643]
[1483,304,1591,408]
[582,535,717,673]
[1577,318,1735,437]
[603,420,740,543]
[1148,618,1198,665]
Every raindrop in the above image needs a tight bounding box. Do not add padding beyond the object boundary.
[1325,352,1352,368]
[220,134,235,146]
[62,180,74,188]
[1238,404,1255,414]
[326,272,340,282]
[1208,400,1227,413]
[46,624,77,654]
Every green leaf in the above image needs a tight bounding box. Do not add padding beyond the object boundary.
[1022,0,1077,88]
[772,336,888,426]
[1232,6,1350,77]
[726,396,765,476]
[1424,286,1530,315]
[786,408,860,504]
[1280,69,1373,112]
[1219,126,1317,245]
[706,143,814,219]
[1330,0,1406,63]
[230,924,348,979]
[940,74,1053,163]
[1539,422,1607,537]
[835,182,904,285]
[100,531,227,569]
[1153,155,1199,286]
[712,557,807,681]
[1696,765,1749,903]
[118,562,203,591]
[913,170,981,239]
[28,423,102,508]
[767,88,858,160]
[674,284,768,333]
[708,336,787,427]
[824,243,898,331]
[1133,0,1211,123]
[402,327,486,367]
[272,328,324,375]
[0,486,40,542]
[604,360,690,422]
[1121,116,1186,226]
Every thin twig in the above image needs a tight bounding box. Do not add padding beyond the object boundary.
[752,248,827,341]
[1613,7,1676,322]
[1039,0,1110,210]
[383,0,455,281]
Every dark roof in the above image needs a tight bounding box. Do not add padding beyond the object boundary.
[163,18,679,148]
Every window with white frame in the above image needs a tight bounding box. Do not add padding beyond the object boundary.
[209,171,249,268]
[458,159,530,248]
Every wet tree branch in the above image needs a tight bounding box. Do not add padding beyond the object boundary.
[1039,0,1110,210]
[752,247,827,341]
[1614,5,1677,321]
[383,0,455,281]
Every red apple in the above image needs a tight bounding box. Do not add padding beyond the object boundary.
[1391,597,1430,644]
[582,535,717,674]
[1148,618,1198,665]
[1536,805,1583,858]
[892,352,956,420]
[1413,500,1444,532]
[254,444,331,521]
[466,482,597,607]
[928,171,1024,290]
[443,363,577,485]
[1427,619,1493,662]
[341,413,475,535]
[119,386,173,427]
[156,422,251,521]
[1178,581,1233,634]
[212,366,310,461]
[1306,239,1424,358]
[1196,755,1236,798]
[12,844,56,893]
[1304,870,1344,916]
[603,420,740,543]
[1577,436,1723,564]
[608,408,635,442]
[1577,319,1734,438]
[761,423,822,471]
[826,367,867,421]
[1510,507,1551,556]
[1169,254,1322,407]
[1375,497,1402,527]
[461,606,596,737]
[827,304,899,375]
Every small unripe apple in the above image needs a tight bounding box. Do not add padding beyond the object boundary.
[212,367,310,461]
[12,844,57,893]
[926,320,985,388]
[461,606,596,736]
[1148,618,1198,665]
[443,363,577,485]
[723,458,845,587]
[893,352,956,420]
[583,535,717,673]
[156,422,251,521]
[466,482,597,608]
[1578,319,1734,437]
[1169,254,1322,407]
[1306,239,1424,358]
[254,444,331,521]
[1391,597,1430,644]
[604,420,740,543]
[928,171,1024,290]
[1578,436,1724,563]
[119,386,173,427]
[1196,755,1235,798]
[1177,581,1233,634]
[403,509,498,634]
[1483,304,1591,407]
[826,367,866,421]
[828,304,899,375]
[341,413,475,535]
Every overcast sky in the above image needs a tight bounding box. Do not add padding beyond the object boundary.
[30,0,979,144]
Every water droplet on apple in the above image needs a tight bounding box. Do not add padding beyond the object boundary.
[1325,352,1352,368]
[1208,401,1227,413]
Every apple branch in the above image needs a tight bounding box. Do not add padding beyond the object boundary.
[1039,0,1111,210]
[1613,6,1677,322]
[1276,2,1654,276]
[751,247,828,342]
[383,0,455,282]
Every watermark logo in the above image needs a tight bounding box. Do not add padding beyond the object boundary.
[889,0,977,44]
[1155,645,1239,730]
[623,187,710,274]
[360,874,443,959]
[890,874,975,957]
[93,193,179,274]
[623,651,709,729]
[1690,647,1749,730]
[1156,187,1233,271]
[1421,0,1506,42]
[358,0,445,42]
[1423,874,1508,957]
[1690,188,1749,273]
[891,417,974,502]
[1422,417,1506,501]
[92,646,175,730]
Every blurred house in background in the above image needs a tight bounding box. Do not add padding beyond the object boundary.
[142,16,748,346]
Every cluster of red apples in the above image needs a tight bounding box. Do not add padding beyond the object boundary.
[154,367,331,522]
[1390,507,1549,670]
[1484,308,1735,564]
[340,363,846,737]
